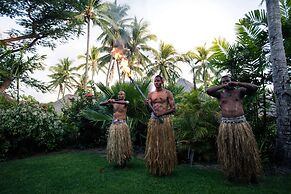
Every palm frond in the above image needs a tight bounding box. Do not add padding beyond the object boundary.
[81,109,112,122]
[96,82,114,98]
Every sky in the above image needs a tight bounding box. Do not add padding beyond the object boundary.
[1,0,264,103]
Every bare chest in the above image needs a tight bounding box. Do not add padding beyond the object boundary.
[220,90,242,104]
[151,91,168,104]
[113,103,127,112]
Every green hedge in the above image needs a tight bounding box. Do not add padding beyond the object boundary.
[0,102,66,159]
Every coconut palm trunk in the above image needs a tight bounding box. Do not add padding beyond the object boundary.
[57,87,62,100]
[192,70,197,90]
[106,56,114,86]
[192,61,198,90]
[84,19,91,91]
[91,68,94,81]
[202,68,207,91]
[16,77,20,103]
[116,60,121,82]
[266,0,291,166]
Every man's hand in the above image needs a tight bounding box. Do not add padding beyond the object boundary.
[144,99,150,105]
[108,99,114,103]
[227,81,239,87]
[154,112,160,117]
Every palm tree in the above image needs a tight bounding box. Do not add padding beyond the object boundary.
[74,74,86,92]
[97,0,132,85]
[75,0,107,90]
[190,44,216,90]
[146,41,180,83]
[126,17,157,78]
[48,58,79,99]
[179,51,199,90]
[98,0,131,45]
[211,9,270,82]
[211,37,245,79]
[265,0,291,165]
[77,46,106,82]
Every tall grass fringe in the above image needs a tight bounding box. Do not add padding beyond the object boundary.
[145,117,177,176]
[217,120,262,182]
[107,122,132,166]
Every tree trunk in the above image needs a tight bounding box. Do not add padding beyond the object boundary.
[84,19,91,91]
[262,75,267,130]
[62,87,66,103]
[91,67,94,82]
[116,60,121,82]
[266,0,291,167]
[192,69,197,90]
[57,88,61,100]
[0,33,36,44]
[16,77,20,103]
[202,68,207,91]
[0,79,12,93]
[106,56,114,86]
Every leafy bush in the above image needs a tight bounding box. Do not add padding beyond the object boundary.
[88,80,190,151]
[0,94,16,109]
[88,80,151,149]
[61,88,107,148]
[243,88,277,166]
[0,102,65,159]
[173,90,220,164]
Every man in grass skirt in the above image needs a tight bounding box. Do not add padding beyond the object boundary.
[100,91,132,167]
[206,75,261,183]
[145,75,177,176]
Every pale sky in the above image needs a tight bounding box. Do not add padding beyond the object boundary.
[1,0,263,103]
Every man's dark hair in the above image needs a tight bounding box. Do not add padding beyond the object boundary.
[155,75,164,80]
[221,75,231,79]
[220,75,231,84]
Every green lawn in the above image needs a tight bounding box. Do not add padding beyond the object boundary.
[0,151,290,194]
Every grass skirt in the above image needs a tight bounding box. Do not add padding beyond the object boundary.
[217,119,262,182]
[145,117,177,176]
[107,122,132,166]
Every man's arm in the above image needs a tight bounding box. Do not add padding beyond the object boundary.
[230,81,258,95]
[100,99,129,106]
[145,92,155,113]
[100,99,112,106]
[111,100,129,105]
[206,85,224,98]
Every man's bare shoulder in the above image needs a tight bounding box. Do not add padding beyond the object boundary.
[238,87,247,91]
[163,89,173,95]
[148,91,154,95]
[210,89,222,98]
[148,91,154,98]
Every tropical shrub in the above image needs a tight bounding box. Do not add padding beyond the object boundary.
[80,79,202,155]
[173,90,220,164]
[0,101,65,159]
[61,87,108,148]
[243,88,277,166]
[0,94,16,109]
[91,80,151,149]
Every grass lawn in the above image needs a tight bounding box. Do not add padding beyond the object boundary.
[0,150,290,194]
